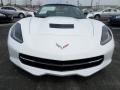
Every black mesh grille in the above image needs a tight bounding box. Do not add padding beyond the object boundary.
[50,24,74,29]
[19,54,104,71]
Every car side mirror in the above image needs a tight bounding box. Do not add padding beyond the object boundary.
[34,12,37,16]
[27,14,32,17]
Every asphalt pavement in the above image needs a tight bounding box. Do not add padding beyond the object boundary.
[0,23,120,90]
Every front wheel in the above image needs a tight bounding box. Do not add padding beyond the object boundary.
[19,13,25,18]
[7,16,14,23]
[94,15,100,20]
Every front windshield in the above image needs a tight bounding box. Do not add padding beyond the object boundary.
[35,4,84,19]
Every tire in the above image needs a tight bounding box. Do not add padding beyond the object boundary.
[10,16,14,22]
[7,16,14,23]
[94,15,100,20]
[19,13,25,18]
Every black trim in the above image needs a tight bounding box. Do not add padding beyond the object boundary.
[50,24,74,29]
[19,54,104,71]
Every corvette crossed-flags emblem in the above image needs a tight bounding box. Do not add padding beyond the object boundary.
[56,43,69,49]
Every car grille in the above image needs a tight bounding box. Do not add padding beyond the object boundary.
[19,54,104,71]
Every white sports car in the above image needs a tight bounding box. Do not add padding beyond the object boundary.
[8,4,115,77]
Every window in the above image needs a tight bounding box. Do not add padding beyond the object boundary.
[113,9,117,12]
[104,9,112,12]
[1,7,16,11]
[1,7,8,9]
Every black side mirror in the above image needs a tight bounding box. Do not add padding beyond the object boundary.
[34,12,37,16]
[27,14,32,17]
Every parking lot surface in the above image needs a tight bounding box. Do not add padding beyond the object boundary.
[0,23,120,90]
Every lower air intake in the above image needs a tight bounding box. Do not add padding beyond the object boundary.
[19,54,104,71]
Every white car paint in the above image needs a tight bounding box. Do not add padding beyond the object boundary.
[8,4,115,77]
[8,17,114,77]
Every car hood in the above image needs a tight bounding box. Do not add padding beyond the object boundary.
[29,17,94,37]
[20,17,103,60]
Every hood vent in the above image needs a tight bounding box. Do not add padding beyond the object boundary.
[50,23,74,29]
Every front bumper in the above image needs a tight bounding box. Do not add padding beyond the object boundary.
[8,38,114,77]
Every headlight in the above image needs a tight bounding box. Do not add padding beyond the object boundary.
[11,23,23,43]
[100,25,112,45]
